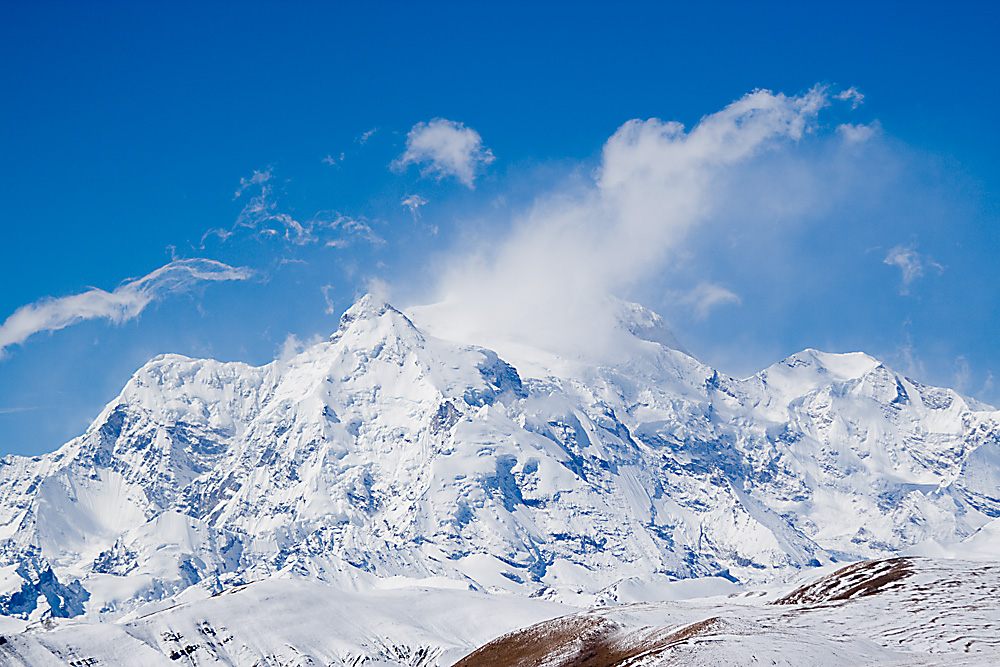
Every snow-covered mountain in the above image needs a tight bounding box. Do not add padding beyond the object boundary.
[0,294,997,663]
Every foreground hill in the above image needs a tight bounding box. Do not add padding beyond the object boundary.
[456,557,1000,666]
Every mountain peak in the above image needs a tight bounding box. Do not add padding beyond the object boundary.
[331,293,420,344]
[339,292,401,323]
[611,297,689,355]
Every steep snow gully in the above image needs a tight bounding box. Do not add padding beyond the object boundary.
[0,294,997,665]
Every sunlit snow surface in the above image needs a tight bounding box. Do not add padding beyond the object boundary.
[0,294,997,664]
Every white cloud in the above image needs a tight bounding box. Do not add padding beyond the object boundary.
[393,119,495,188]
[0,406,40,415]
[318,212,384,248]
[676,283,742,320]
[884,243,944,295]
[401,194,428,217]
[837,121,880,143]
[276,332,325,364]
[0,259,251,357]
[234,168,272,198]
[205,170,383,248]
[835,87,865,109]
[893,332,926,380]
[322,153,345,165]
[321,284,337,315]
[411,87,830,359]
[358,128,377,144]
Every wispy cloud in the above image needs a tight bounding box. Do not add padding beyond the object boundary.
[674,283,742,320]
[893,328,926,380]
[0,259,251,357]
[392,118,495,188]
[357,128,377,145]
[321,284,337,315]
[401,194,428,218]
[954,355,971,393]
[835,87,864,109]
[412,87,832,358]
[234,168,272,198]
[884,243,943,295]
[320,211,384,248]
[0,406,42,415]
[204,170,383,248]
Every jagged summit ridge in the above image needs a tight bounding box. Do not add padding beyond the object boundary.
[0,293,996,624]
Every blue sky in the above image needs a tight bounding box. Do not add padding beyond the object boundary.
[1,1,998,456]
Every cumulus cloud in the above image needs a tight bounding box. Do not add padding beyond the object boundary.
[410,87,831,359]
[393,118,495,188]
[884,243,943,295]
[0,259,251,357]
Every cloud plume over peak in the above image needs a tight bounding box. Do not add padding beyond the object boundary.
[0,259,251,357]
[411,87,840,360]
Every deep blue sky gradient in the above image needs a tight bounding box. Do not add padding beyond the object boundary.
[1,1,998,455]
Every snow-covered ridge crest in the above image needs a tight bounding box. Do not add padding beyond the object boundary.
[0,293,996,630]
[330,292,423,345]
[610,296,689,355]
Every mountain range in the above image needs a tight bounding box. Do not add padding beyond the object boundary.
[0,294,997,665]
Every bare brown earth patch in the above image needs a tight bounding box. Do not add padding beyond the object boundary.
[453,614,725,667]
[772,557,915,605]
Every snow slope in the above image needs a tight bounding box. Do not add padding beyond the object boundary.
[0,581,573,666]
[1,557,996,666]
